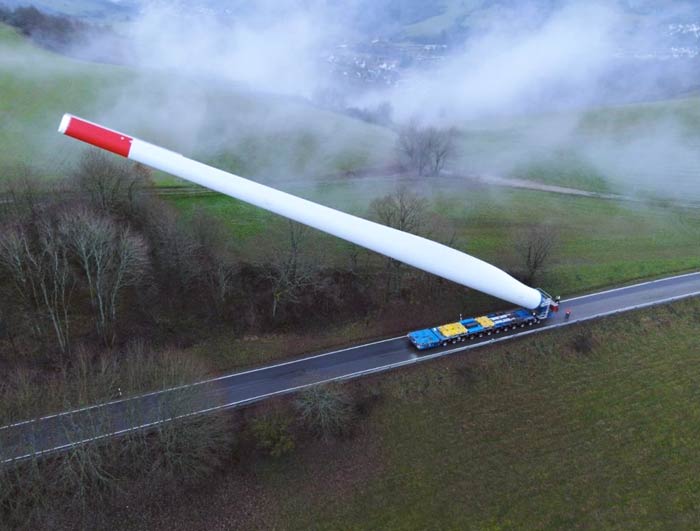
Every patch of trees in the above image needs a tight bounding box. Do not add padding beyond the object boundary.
[0,5,88,51]
[0,154,468,368]
[0,348,235,529]
[0,368,378,528]
[396,121,457,176]
[311,88,394,127]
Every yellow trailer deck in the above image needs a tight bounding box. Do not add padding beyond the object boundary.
[476,316,495,328]
[437,322,468,338]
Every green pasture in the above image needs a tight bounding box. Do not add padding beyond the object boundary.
[168,181,700,298]
[0,23,394,181]
[257,298,700,529]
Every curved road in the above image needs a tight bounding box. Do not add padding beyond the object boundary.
[2,272,700,464]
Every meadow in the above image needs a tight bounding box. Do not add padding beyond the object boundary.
[118,297,700,530]
[171,180,700,298]
[265,298,700,530]
[0,23,394,181]
[168,181,700,374]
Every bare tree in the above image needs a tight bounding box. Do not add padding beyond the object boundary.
[296,383,355,440]
[60,208,149,346]
[189,208,238,314]
[0,348,234,528]
[72,151,151,216]
[147,207,202,303]
[397,120,429,176]
[265,220,317,320]
[515,224,559,285]
[0,166,45,224]
[426,126,456,176]
[369,186,427,297]
[397,121,456,176]
[0,218,73,355]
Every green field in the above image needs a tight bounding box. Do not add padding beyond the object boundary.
[170,181,700,296]
[165,182,700,375]
[455,97,700,199]
[197,298,700,530]
[4,20,700,200]
[0,23,394,180]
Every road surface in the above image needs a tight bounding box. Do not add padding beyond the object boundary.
[2,272,700,464]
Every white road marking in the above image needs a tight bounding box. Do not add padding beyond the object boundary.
[3,280,700,463]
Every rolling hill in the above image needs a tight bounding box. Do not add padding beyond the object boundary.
[0,22,395,181]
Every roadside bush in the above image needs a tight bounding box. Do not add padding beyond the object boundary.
[0,347,235,527]
[250,411,296,458]
[296,383,355,440]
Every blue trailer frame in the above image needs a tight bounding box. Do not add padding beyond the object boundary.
[408,289,558,350]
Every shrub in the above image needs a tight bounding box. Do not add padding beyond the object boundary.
[296,383,355,440]
[250,411,295,458]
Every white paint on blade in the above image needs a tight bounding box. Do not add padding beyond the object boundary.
[128,138,542,308]
[59,115,542,309]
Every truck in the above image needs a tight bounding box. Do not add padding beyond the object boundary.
[408,289,559,350]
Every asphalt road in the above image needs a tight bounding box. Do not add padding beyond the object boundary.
[2,272,700,464]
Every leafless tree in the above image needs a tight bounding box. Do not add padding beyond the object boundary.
[0,218,73,355]
[397,121,429,176]
[265,220,317,320]
[0,166,45,224]
[397,121,456,176]
[515,224,559,285]
[147,207,202,302]
[369,186,428,297]
[189,208,238,313]
[296,383,355,440]
[60,208,149,346]
[426,127,457,176]
[72,151,151,216]
[0,348,234,527]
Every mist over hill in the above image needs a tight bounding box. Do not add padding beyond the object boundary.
[5,0,699,108]
[3,0,700,200]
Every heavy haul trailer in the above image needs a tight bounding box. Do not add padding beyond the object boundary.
[408,289,559,350]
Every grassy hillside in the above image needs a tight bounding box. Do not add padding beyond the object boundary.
[0,23,395,181]
[135,297,700,530]
[272,298,700,529]
[454,96,700,199]
[171,180,700,297]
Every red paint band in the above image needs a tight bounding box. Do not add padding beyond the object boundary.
[64,117,133,158]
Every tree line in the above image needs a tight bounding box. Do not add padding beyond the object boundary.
[0,152,473,367]
[0,151,558,367]
[0,5,88,50]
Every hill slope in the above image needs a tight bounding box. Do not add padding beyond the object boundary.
[0,23,395,181]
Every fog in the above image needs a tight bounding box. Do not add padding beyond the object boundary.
[2,0,700,198]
